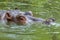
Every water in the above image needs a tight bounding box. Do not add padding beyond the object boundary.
[0,22,60,40]
[0,0,60,40]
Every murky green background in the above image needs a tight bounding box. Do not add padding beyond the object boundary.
[0,0,60,40]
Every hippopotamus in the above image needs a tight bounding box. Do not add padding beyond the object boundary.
[0,9,55,26]
[16,11,55,25]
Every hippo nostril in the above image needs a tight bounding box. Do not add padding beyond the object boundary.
[49,18,55,22]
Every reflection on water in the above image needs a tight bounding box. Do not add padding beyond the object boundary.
[0,22,60,40]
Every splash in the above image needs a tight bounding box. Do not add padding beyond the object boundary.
[50,22,60,27]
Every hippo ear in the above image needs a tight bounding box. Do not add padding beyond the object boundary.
[5,12,12,19]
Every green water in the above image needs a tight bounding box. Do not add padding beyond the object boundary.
[0,0,60,40]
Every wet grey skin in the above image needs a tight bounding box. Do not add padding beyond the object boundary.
[23,12,55,25]
[0,10,21,17]
[26,15,45,22]
[22,12,45,23]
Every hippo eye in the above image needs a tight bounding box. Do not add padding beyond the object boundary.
[16,15,26,21]
[17,16,24,20]
[19,17,24,20]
